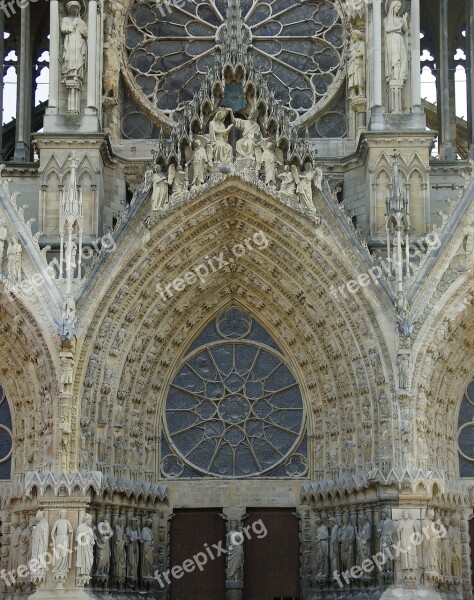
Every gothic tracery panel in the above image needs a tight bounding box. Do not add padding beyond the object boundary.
[161,308,307,478]
[0,386,13,480]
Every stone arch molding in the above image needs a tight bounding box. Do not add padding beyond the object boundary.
[76,179,401,483]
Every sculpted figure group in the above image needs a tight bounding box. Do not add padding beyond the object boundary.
[149,103,322,212]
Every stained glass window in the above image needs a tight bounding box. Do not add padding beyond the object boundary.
[162,308,307,478]
[457,381,474,477]
[0,386,13,479]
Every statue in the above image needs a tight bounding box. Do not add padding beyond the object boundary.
[260,141,281,186]
[7,235,22,281]
[94,519,112,577]
[292,162,320,210]
[449,516,462,577]
[226,520,244,581]
[126,517,140,581]
[439,516,451,576]
[278,165,296,197]
[140,518,154,579]
[61,1,88,81]
[379,510,395,574]
[328,516,340,574]
[384,0,408,83]
[397,511,418,572]
[51,509,73,583]
[189,138,209,186]
[151,166,169,211]
[30,511,49,584]
[338,514,355,572]
[112,516,127,582]
[209,107,233,163]
[422,509,439,573]
[168,163,188,194]
[315,517,329,578]
[348,30,366,97]
[17,517,32,572]
[397,354,410,389]
[60,354,75,393]
[0,216,7,274]
[356,513,371,565]
[10,514,21,572]
[76,513,94,584]
[233,105,262,159]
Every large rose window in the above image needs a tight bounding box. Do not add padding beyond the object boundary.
[161,308,307,478]
[124,0,346,126]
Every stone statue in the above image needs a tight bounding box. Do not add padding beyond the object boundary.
[61,1,88,81]
[76,513,94,584]
[384,0,408,82]
[338,514,355,572]
[112,516,127,582]
[328,516,340,575]
[7,235,22,282]
[348,30,366,97]
[190,138,209,186]
[126,517,140,581]
[278,166,296,197]
[397,510,418,572]
[422,509,439,573]
[10,514,21,572]
[226,520,244,581]
[94,519,112,577]
[30,511,49,584]
[51,509,73,583]
[151,166,169,211]
[60,354,75,392]
[315,517,329,577]
[209,107,233,163]
[140,518,154,579]
[397,354,410,389]
[449,516,462,577]
[233,105,262,159]
[292,163,319,210]
[379,510,395,574]
[0,217,7,274]
[168,163,187,194]
[17,517,32,571]
[260,141,281,186]
[356,513,371,565]
[439,516,451,576]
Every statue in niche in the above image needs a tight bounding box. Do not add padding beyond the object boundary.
[292,163,321,211]
[260,141,281,186]
[397,353,410,389]
[449,516,462,577]
[126,517,140,581]
[379,510,395,574]
[168,163,188,194]
[94,518,112,577]
[76,513,94,584]
[226,520,244,581]
[60,354,75,393]
[17,517,32,573]
[384,0,408,82]
[189,138,209,186]
[422,509,439,573]
[328,516,340,574]
[10,514,21,572]
[338,514,355,572]
[315,516,329,577]
[30,511,49,584]
[140,518,155,579]
[112,516,127,581]
[348,30,366,98]
[397,511,418,572]
[151,166,169,211]
[233,104,262,159]
[0,216,7,274]
[61,1,88,81]
[278,166,296,197]
[52,510,73,583]
[439,516,451,576]
[356,513,371,566]
[7,235,22,282]
[209,107,233,163]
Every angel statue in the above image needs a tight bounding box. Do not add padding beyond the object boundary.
[209,107,233,164]
[151,166,169,211]
[291,162,322,211]
[259,141,282,186]
[278,165,296,197]
[189,137,210,186]
[168,163,187,195]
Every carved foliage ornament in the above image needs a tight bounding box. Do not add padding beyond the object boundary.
[124,0,347,127]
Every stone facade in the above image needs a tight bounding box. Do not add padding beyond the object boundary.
[0,0,474,599]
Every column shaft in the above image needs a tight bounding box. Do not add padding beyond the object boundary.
[0,9,4,159]
[372,0,383,108]
[14,2,32,161]
[467,0,474,153]
[48,0,60,111]
[439,0,455,159]
[86,0,98,111]
[410,0,421,108]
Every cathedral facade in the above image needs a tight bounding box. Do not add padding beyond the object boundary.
[0,0,473,599]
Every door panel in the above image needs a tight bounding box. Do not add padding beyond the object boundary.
[244,509,300,600]
[169,509,226,600]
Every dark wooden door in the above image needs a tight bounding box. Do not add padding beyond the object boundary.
[244,509,300,600]
[169,509,226,600]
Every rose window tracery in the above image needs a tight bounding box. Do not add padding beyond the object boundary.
[124,0,346,127]
[161,308,307,478]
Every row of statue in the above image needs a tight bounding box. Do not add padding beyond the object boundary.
[146,106,322,213]
[313,509,462,582]
[9,511,155,588]
[0,217,22,282]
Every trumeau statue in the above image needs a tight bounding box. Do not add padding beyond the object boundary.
[30,511,49,584]
[51,510,73,583]
[226,520,244,581]
[61,1,88,81]
[76,513,95,584]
